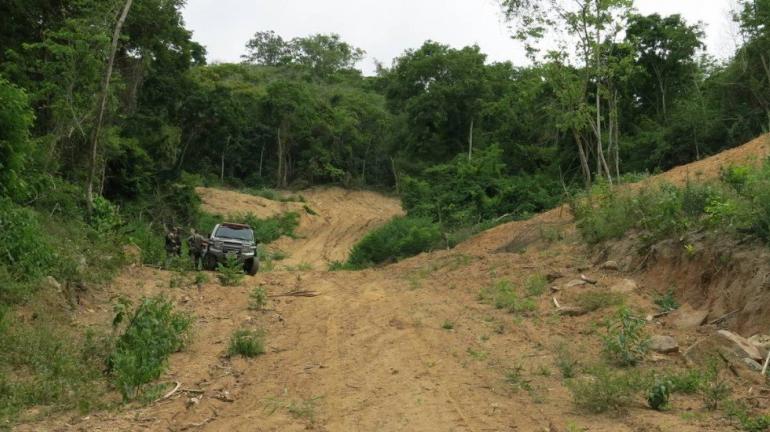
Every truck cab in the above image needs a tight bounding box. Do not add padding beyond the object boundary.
[203,222,259,275]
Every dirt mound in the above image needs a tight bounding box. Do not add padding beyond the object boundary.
[197,186,403,268]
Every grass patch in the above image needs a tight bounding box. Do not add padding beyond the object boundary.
[249,286,268,310]
[442,320,454,330]
[228,329,265,358]
[602,308,649,367]
[478,280,537,315]
[568,364,644,414]
[573,290,626,312]
[654,290,680,312]
[525,274,548,296]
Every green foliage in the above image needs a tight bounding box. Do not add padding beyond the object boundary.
[109,296,192,401]
[525,274,548,296]
[217,255,245,286]
[647,379,673,411]
[91,196,123,233]
[725,401,770,432]
[0,199,55,290]
[568,365,644,414]
[228,329,265,358]
[0,77,35,199]
[402,146,562,228]
[701,360,731,410]
[345,216,441,268]
[478,280,537,315]
[602,308,649,367]
[574,290,626,312]
[654,290,680,312]
[664,368,705,394]
[249,286,268,310]
[441,320,454,330]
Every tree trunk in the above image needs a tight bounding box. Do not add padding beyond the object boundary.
[276,126,284,188]
[258,143,265,179]
[87,0,134,213]
[573,129,592,190]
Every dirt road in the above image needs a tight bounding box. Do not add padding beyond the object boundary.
[21,137,770,431]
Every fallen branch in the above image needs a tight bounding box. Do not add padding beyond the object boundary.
[552,297,561,309]
[709,310,740,326]
[155,381,180,402]
[269,290,319,298]
[762,350,770,376]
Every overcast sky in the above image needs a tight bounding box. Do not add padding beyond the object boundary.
[182,0,741,75]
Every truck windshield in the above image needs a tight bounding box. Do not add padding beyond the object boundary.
[215,225,253,241]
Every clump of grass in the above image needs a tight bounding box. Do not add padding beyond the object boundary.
[568,364,644,414]
[504,364,532,392]
[555,343,580,378]
[654,289,680,312]
[109,296,193,400]
[217,254,244,286]
[478,280,537,315]
[228,329,265,358]
[525,274,548,296]
[574,290,626,312]
[264,395,322,423]
[602,308,649,367]
[442,320,454,330]
[249,286,268,310]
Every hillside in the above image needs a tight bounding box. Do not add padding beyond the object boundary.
[13,135,770,432]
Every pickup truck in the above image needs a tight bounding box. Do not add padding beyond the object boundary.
[202,222,259,275]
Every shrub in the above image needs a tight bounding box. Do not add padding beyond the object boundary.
[228,329,265,358]
[346,216,441,268]
[555,343,579,379]
[568,365,644,414]
[725,401,770,432]
[647,379,672,411]
[665,368,705,394]
[91,196,123,233]
[602,308,649,367]
[574,290,626,312]
[217,255,245,286]
[249,286,268,310]
[109,296,192,400]
[701,360,731,410]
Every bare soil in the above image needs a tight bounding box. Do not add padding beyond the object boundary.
[16,135,770,431]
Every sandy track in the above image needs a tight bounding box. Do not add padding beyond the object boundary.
[197,187,404,268]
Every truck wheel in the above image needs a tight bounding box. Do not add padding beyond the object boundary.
[203,254,218,271]
[246,258,259,275]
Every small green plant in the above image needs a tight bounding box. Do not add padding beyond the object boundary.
[665,368,705,394]
[574,290,625,312]
[264,395,322,423]
[725,401,770,432]
[217,254,244,286]
[654,290,680,312]
[504,364,532,392]
[303,204,318,215]
[555,344,579,378]
[602,308,649,367]
[683,243,696,257]
[647,379,672,411]
[228,329,265,358]
[193,272,209,288]
[701,360,731,410]
[442,320,454,330]
[109,296,193,400]
[467,347,488,360]
[249,286,268,310]
[479,280,537,315]
[525,274,548,296]
[568,364,643,414]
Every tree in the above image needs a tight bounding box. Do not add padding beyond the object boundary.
[242,30,290,66]
[0,77,35,199]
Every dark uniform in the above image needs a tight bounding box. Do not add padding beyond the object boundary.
[165,228,182,258]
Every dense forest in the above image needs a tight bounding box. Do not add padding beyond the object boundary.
[1,0,770,422]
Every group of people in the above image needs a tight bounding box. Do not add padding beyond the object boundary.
[165,227,207,269]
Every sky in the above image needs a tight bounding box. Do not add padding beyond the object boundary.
[182,0,741,75]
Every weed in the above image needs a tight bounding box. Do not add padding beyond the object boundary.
[217,254,244,286]
[725,401,770,431]
[568,364,644,414]
[479,280,537,315]
[701,360,731,410]
[109,296,192,400]
[442,320,454,330]
[534,364,552,377]
[249,286,268,310]
[264,395,322,423]
[555,344,579,378]
[647,379,673,411]
[602,308,649,367]
[467,347,488,361]
[228,329,266,358]
[539,225,563,242]
[504,365,532,392]
[574,290,626,312]
[665,368,705,394]
[654,290,680,312]
[193,272,208,288]
[525,274,548,296]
